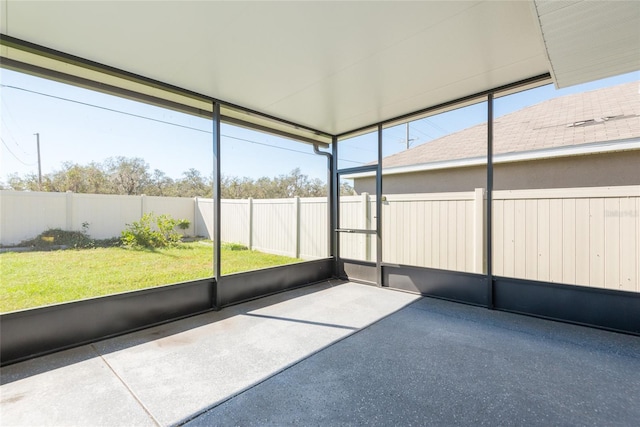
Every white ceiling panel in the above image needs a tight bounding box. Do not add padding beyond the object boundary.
[2,1,634,136]
[532,0,640,88]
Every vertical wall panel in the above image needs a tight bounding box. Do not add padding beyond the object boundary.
[589,198,606,287]
[604,198,621,290]
[549,199,563,283]
[537,199,550,282]
[575,198,591,286]
[525,199,538,280]
[431,201,441,268]
[562,198,577,284]
[503,199,516,277]
[514,200,527,278]
[465,200,475,272]
[619,197,638,292]
[492,200,504,276]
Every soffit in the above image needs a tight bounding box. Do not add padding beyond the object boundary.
[532,0,640,88]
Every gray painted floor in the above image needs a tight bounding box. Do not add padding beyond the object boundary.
[2,282,639,426]
[187,296,640,427]
[0,281,418,426]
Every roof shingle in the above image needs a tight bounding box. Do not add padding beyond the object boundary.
[382,81,640,168]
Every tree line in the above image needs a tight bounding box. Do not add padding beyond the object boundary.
[2,157,354,198]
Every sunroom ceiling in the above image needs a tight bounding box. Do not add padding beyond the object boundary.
[1,1,638,138]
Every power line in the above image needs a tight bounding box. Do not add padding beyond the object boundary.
[410,125,434,140]
[0,84,211,134]
[422,118,449,135]
[0,116,34,156]
[223,134,320,157]
[1,83,365,165]
[0,137,37,166]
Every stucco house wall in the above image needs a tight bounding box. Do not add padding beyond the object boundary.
[355,150,640,194]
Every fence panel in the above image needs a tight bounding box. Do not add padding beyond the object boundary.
[195,198,214,239]
[339,195,370,260]
[2,187,637,292]
[299,197,328,259]
[493,186,639,292]
[0,191,67,245]
[220,199,250,246]
[72,193,140,239]
[381,192,477,273]
[252,199,296,257]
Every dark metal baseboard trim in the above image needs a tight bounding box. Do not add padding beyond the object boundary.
[1,279,214,366]
[383,264,489,306]
[494,276,640,335]
[338,259,377,285]
[218,259,333,307]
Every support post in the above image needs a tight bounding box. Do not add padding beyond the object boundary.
[487,93,494,308]
[332,137,339,277]
[376,124,383,286]
[212,102,222,309]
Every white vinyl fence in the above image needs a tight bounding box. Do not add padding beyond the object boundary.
[1,186,638,291]
[220,197,328,259]
[0,191,198,243]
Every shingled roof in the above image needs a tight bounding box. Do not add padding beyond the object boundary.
[381,81,640,169]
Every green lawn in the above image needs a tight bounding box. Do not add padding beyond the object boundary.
[0,241,300,313]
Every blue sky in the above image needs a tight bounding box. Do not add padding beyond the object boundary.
[1,68,637,184]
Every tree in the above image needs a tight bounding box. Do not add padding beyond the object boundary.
[340,180,355,196]
[45,161,109,193]
[175,168,212,197]
[2,160,340,199]
[6,173,39,191]
[147,169,176,196]
[219,168,329,199]
[105,156,150,195]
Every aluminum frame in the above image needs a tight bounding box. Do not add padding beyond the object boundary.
[2,34,638,370]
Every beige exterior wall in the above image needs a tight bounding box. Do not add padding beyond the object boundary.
[355,150,640,194]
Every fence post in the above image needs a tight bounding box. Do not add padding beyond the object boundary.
[362,192,370,261]
[194,197,199,237]
[65,191,74,231]
[294,196,301,258]
[248,197,253,250]
[473,188,486,273]
[141,194,147,217]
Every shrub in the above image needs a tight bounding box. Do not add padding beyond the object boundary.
[15,223,117,250]
[121,213,189,249]
[176,219,191,231]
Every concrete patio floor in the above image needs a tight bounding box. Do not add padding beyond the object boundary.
[1,280,639,426]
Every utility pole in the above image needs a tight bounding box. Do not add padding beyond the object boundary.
[34,133,42,190]
[405,123,416,150]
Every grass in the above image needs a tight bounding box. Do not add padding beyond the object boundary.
[0,241,300,313]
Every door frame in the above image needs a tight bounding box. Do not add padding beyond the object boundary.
[334,125,383,286]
